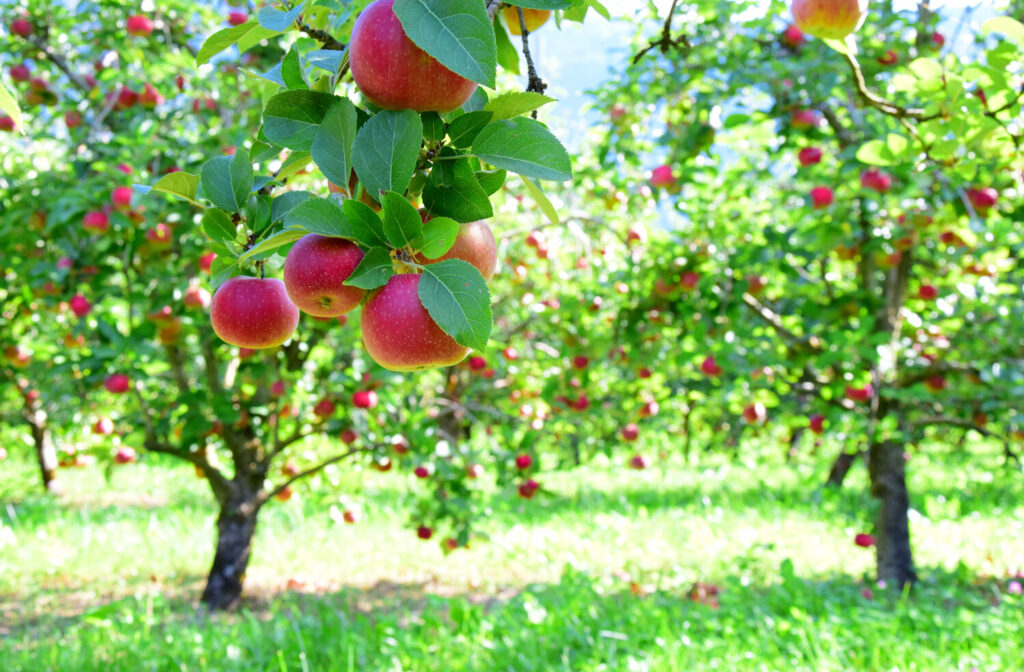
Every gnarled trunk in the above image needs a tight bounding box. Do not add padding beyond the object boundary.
[200,498,260,610]
[868,438,916,587]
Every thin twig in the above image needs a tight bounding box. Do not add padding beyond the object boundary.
[841,49,938,121]
[515,7,548,117]
[632,0,690,65]
[262,447,370,503]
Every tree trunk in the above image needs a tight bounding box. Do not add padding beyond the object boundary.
[24,403,59,493]
[200,499,260,610]
[825,449,861,488]
[868,438,916,587]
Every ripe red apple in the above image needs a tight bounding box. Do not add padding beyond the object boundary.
[283,234,365,317]
[680,271,700,291]
[798,147,822,167]
[69,295,92,318]
[139,83,164,108]
[184,284,212,309]
[502,7,551,35]
[313,398,336,418]
[572,355,589,370]
[861,170,892,193]
[518,479,540,499]
[791,0,867,39]
[781,23,805,48]
[854,533,875,548]
[924,376,946,392]
[373,457,393,472]
[210,277,300,349]
[353,389,378,409]
[845,384,873,402]
[808,414,825,435]
[467,463,484,478]
[639,400,659,418]
[104,373,131,394]
[93,418,114,435]
[930,32,944,48]
[609,103,628,121]
[114,447,137,464]
[414,465,430,479]
[572,395,590,411]
[145,223,173,247]
[341,428,359,444]
[416,525,433,540]
[0,116,15,132]
[275,486,293,502]
[967,187,998,214]
[515,454,533,470]
[468,356,486,371]
[810,186,834,209]
[650,165,675,188]
[638,367,652,379]
[9,63,30,81]
[227,12,247,25]
[415,219,497,282]
[349,0,478,112]
[742,402,767,424]
[83,211,109,233]
[361,274,470,372]
[11,18,32,37]
[918,285,938,300]
[199,252,216,273]
[621,423,639,442]
[64,111,83,129]
[701,356,723,377]
[747,275,767,295]
[126,14,154,37]
[503,347,518,360]
[790,108,820,129]
[342,509,360,524]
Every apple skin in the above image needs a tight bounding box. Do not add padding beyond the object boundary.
[502,7,551,36]
[518,479,540,499]
[349,0,478,112]
[861,170,892,193]
[10,63,30,81]
[283,234,365,317]
[11,18,32,37]
[798,147,822,166]
[791,0,867,40]
[790,108,819,128]
[781,23,805,48]
[184,285,212,309]
[515,454,532,470]
[353,390,378,409]
[918,285,938,300]
[361,274,470,372]
[808,414,826,435]
[227,12,247,26]
[83,211,109,233]
[854,533,875,548]
[69,295,92,318]
[629,454,649,470]
[700,355,723,377]
[416,525,433,540]
[621,423,640,441]
[126,15,154,37]
[810,186,834,209]
[414,217,497,282]
[845,384,873,402]
[104,373,131,394]
[210,277,299,349]
[650,165,675,188]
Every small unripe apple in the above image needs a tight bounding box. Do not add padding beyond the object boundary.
[352,389,378,409]
[104,373,131,394]
[349,0,478,112]
[502,7,551,36]
[360,274,470,372]
[283,234,365,317]
[210,277,300,349]
[126,14,154,37]
[791,0,867,40]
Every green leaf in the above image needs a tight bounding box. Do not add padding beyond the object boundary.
[521,175,559,226]
[981,16,1024,47]
[484,92,556,120]
[262,91,337,151]
[493,19,520,75]
[142,172,201,206]
[393,0,497,88]
[271,191,313,222]
[197,22,280,66]
[342,199,389,248]
[447,111,494,148]
[419,259,492,350]
[352,109,423,200]
[423,158,493,222]
[0,79,22,131]
[284,197,353,237]
[476,169,507,195]
[276,152,312,180]
[473,117,572,181]
[210,256,239,289]
[238,228,307,263]
[281,46,308,90]
[200,151,252,213]
[381,192,424,249]
[504,0,571,8]
[422,112,446,142]
[311,98,357,187]
[257,5,303,32]
[201,209,238,245]
[306,49,346,74]
[413,216,460,259]
[343,246,394,290]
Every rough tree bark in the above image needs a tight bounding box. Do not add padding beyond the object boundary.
[200,492,261,611]
[868,435,916,587]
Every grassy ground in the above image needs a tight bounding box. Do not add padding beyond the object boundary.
[1,442,1022,671]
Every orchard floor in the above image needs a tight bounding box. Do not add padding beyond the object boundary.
[1,442,1022,671]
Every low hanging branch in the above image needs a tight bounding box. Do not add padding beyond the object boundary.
[632,0,691,65]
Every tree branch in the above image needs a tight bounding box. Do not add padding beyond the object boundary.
[841,49,937,121]
[632,0,690,65]
[515,7,548,115]
[261,446,370,503]
[26,35,90,93]
[297,20,345,51]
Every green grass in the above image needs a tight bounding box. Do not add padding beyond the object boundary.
[1,443,1022,671]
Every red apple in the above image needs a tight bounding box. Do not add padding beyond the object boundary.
[515,454,533,470]
[353,389,378,409]
[810,186,834,209]
[877,49,898,65]
[621,423,640,442]
[283,234,365,317]
[145,223,173,246]
[610,103,628,121]
[924,376,946,392]
[227,12,247,25]
[791,0,867,39]
[114,447,137,464]
[742,402,767,424]
[781,23,805,48]
[518,479,540,499]
[271,381,287,398]
[639,400,659,418]
[361,274,470,372]
[680,271,700,291]
[468,355,487,371]
[798,147,822,167]
[139,83,164,108]
[967,187,998,213]
[83,211,109,233]
[414,465,430,479]
[69,294,92,318]
[0,116,15,132]
[342,509,359,524]
[104,373,131,394]
[854,533,875,548]
[416,525,434,540]
[184,284,212,309]
[126,14,154,37]
[467,463,484,478]
[650,165,675,188]
[503,347,518,360]
[638,367,652,379]
[111,186,133,209]
[313,398,336,418]
[808,414,825,435]
[349,0,478,112]
[10,63,30,81]
[199,252,216,273]
[701,356,723,377]
[392,435,411,454]
[629,454,649,470]
[341,428,359,444]
[11,18,32,37]
[790,108,820,129]
[93,418,114,435]
[210,277,300,349]
[930,32,944,48]
[861,170,892,193]
[415,219,497,281]
[64,111,83,129]
[572,355,589,370]
[845,384,873,402]
[917,285,938,300]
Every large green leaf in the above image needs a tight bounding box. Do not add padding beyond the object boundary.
[141,172,201,206]
[418,259,492,350]
[201,209,238,246]
[352,109,423,200]
[238,228,307,263]
[342,199,389,248]
[197,22,280,65]
[262,91,337,151]
[393,0,497,88]
[422,158,493,222]
[311,98,357,187]
[472,117,571,181]
[199,148,253,213]
[381,192,424,249]
[284,197,354,238]
[484,92,556,120]
[412,216,460,259]
[344,246,394,290]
